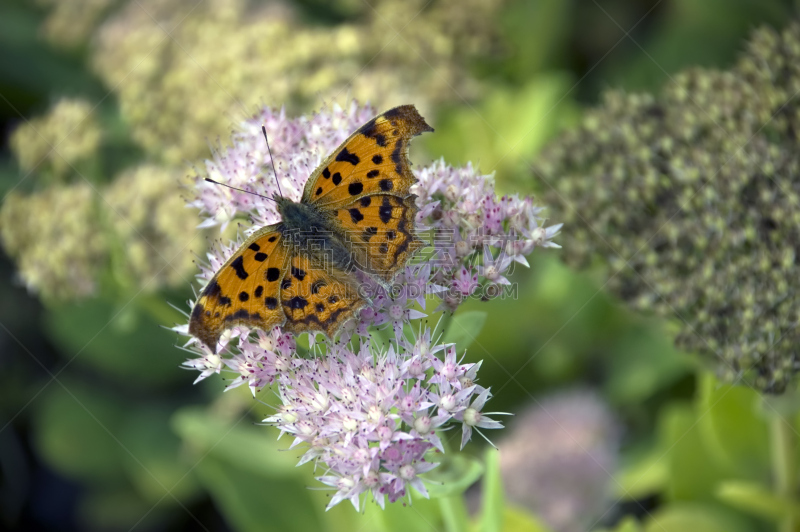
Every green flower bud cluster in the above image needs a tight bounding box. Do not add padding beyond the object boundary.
[0,162,199,300]
[536,23,800,393]
[1,184,104,300]
[90,0,501,163]
[10,98,102,182]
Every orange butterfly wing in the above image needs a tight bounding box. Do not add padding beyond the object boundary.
[301,105,433,208]
[189,227,290,353]
[279,254,367,338]
[333,193,423,284]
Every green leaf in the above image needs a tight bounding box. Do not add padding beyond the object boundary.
[502,505,554,532]
[44,298,184,386]
[716,480,800,522]
[439,495,471,532]
[171,406,298,478]
[480,448,504,532]
[603,327,694,405]
[443,311,488,352]
[595,516,642,532]
[614,447,669,500]
[425,453,485,498]
[119,407,200,504]
[697,373,770,478]
[643,503,755,532]
[194,456,320,532]
[78,487,169,531]
[32,379,127,483]
[659,403,728,502]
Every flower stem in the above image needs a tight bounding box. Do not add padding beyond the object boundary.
[770,411,797,532]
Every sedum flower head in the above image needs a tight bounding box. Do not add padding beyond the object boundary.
[179,101,561,509]
[497,390,619,532]
[36,0,115,48]
[0,183,105,299]
[90,0,502,164]
[10,98,102,182]
[105,165,200,290]
[537,22,800,393]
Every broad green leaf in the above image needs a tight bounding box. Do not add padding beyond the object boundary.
[697,373,769,477]
[644,503,755,532]
[595,516,642,532]
[32,379,127,483]
[119,407,200,504]
[45,298,183,386]
[604,327,694,405]
[659,403,728,502]
[195,456,319,532]
[78,487,168,531]
[171,406,298,478]
[614,447,669,500]
[443,311,488,352]
[502,505,554,532]
[716,480,800,521]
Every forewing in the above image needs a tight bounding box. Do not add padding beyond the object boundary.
[280,253,366,338]
[302,105,433,209]
[189,226,290,353]
[331,193,423,284]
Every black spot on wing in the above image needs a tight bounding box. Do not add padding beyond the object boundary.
[322,167,331,179]
[391,139,403,174]
[291,266,306,281]
[285,296,308,310]
[230,256,248,279]
[239,291,249,302]
[363,226,378,241]
[316,186,323,196]
[266,267,281,282]
[336,147,360,166]
[360,196,371,207]
[225,309,262,322]
[379,179,393,191]
[316,303,325,312]
[281,278,292,290]
[254,285,264,297]
[249,243,260,251]
[379,198,392,224]
[264,297,278,309]
[367,170,379,178]
[328,295,339,304]
[372,154,383,164]
[379,242,388,254]
[202,279,221,297]
[268,236,277,242]
[332,172,342,186]
[387,230,396,240]
[348,182,363,196]
[311,279,326,294]
[219,296,232,307]
[254,252,267,262]
[349,208,364,224]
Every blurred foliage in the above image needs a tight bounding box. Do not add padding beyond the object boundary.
[2,0,800,531]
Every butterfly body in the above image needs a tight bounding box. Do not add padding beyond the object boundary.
[189,105,433,353]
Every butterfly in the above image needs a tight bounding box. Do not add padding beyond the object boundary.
[189,105,434,353]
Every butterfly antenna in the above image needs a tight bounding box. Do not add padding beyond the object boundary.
[204,178,275,203]
[262,125,282,198]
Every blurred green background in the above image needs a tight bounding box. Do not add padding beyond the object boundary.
[3,0,800,531]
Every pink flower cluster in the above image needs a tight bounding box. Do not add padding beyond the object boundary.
[178,102,561,510]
